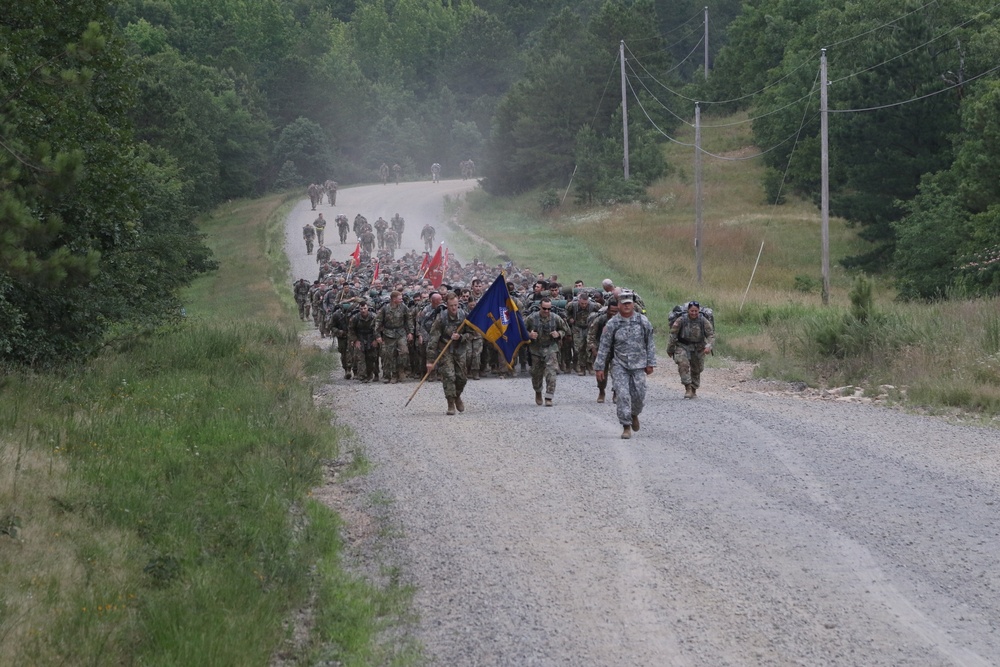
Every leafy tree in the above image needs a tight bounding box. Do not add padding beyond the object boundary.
[1,4,214,365]
[273,117,335,185]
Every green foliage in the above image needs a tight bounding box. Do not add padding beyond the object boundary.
[539,189,560,213]
[1,6,215,366]
[274,117,336,186]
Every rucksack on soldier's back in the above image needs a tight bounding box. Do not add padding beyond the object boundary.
[669,303,715,328]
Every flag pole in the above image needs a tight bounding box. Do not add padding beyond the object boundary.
[404,321,466,407]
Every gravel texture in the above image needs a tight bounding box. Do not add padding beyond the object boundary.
[287,182,1000,666]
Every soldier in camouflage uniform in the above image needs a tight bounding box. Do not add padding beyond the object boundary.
[307,183,321,210]
[594,291,656,439]
[302,222,316,255]
[525,297,570,407]
[315,244,332,265]
[374,216,389,249]
[667,300,714,399]
[390,213,405,237]
[329,301,356,379]
[420,224,435,253]
[293,278,311,321]
[426,293,470,415]
[383,228,398,257]
[360,228,376,255]
[566,291,599,374]
[375,291,413,384]
[587,298,619,403]
[313,213,327,245]
[336,214,349,243]
[379,162,389,185]
[324,179,337,205]
[349,301,380,382]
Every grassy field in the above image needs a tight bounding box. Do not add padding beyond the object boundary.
[452,112,1000,421]
[0,194,415,665]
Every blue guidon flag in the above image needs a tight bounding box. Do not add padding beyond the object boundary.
[464,274,528,369]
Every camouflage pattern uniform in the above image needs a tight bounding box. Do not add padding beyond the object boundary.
[384,228,398,256]
[360,229,375,255]
[586,304,617,402]
[313,214,327,245]
[525,306,570,405]
[336,215,349,243]
[307,184,321,210]
[379,163,389,185]
[594,306,656,430]
[426,299,470,412]
[431,163,441,183]
[375,295,413,383]
[374,217,389,249]
[420,224,435,253]
[566,295,599,374]
[349,303,380,382]
[315,244,332,265]
[329,302,356,379]
[667,307,715,397]
[302,223,315,254]
[324,179,337,205]
[293,279,311,320]
[391,213,405,237]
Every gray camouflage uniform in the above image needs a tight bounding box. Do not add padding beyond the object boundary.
[594,312,656,426]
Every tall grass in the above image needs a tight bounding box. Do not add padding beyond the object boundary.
[0,193,411,665]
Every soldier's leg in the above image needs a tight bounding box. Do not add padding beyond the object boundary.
[690,350,705,389]
[543,347,558,400]
[611,366,632,426]
[674,347,693,386]
[470,337,483,378]
[394,338,408,380]
[439,357,457,398]
[381,343,395,382]
[530,353,544,394]
[629,369,647,416]
[453,354,468,398]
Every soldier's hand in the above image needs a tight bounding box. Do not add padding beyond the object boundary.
[595,370,604,382]
[645,366,654,375]
[529,331,538,340]
[426,362,435,372]
[450,332,460,341]
[550,330,559,338]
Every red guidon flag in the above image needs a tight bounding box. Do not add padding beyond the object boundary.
[425,244,445,288]
[349,242,361,267]
[419,251,429,274]
[372,258,380,281]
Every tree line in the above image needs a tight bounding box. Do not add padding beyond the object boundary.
[3,0,996,365]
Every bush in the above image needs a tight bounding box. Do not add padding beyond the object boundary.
[539,189,560,213]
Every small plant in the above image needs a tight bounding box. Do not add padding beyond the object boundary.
[538,189,560,213]
[0,513,21,539]
[794,275,820,293]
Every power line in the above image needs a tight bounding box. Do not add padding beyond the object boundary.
[828,2,1000,85]
[830,63,1000,113]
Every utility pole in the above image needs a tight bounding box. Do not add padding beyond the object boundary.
[704,7,710,80]
[695,102,703,284]
[620,40,630,180]
[820,49,830,305]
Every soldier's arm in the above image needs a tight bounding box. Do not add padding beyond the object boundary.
[704,318,715,352]
[593,320,614,369]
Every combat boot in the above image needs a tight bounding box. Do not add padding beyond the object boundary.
[535,391,543,406]
[621,425,632,439]
[544,397,553,407]
[446,398,456,415]
[690,386,697,398]
[344,371,352,380]
[632,414,640,431]
[597,389,605,403]
[454,395,465,413]
[684,384,694,399]
[383,376,392,384]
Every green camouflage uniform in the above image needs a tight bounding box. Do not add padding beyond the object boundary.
[426,307,470,399]
[525,309,570,402]
[375,301,412,381]
[667,314,715,389]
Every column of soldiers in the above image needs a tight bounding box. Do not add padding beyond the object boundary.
[306,181,338,210]
[292,235,714,429]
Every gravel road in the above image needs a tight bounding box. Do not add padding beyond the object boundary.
[286,182,1000,666]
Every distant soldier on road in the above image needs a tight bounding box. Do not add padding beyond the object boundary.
[324,179,338,205]
[302,221,316,255]
[336,214,349,243]
[392,163,402,184]
[307,183,322,210]
[431,162,441,183]
[420,224,436,253]
[379,162,389,185]
[374,216,389,250]
[313,213,327,245]
[293,278,311,320]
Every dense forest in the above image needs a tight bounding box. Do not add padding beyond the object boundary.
[1,0,998,365]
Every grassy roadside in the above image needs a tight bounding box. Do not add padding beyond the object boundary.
[452,113,1000,420]
[0,194,415,665]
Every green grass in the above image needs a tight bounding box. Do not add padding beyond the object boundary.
[0,193,415,665]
